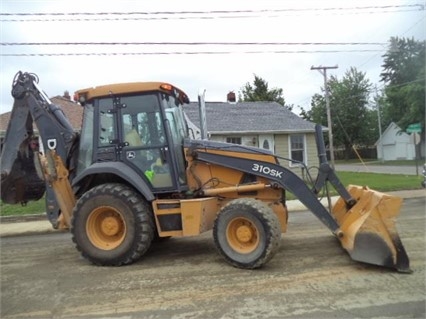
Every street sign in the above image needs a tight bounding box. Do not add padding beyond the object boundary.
[406,123,422,133]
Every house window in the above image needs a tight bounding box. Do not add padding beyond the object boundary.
[289,134,305,165]
[226,137,242,145]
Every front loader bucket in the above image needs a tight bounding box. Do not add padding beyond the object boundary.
[332,185,411,273]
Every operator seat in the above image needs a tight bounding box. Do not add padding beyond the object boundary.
[125,129,143,147]
[124,128,172,188]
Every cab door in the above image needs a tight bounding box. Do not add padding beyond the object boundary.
[163,102,187,186]
[119,94,175,191]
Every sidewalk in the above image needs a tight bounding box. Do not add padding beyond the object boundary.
[0,189,424,238]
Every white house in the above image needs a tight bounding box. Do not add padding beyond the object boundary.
[183,99,327,177]
[375,122,417,161]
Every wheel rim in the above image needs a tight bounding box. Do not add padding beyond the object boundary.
[86,206,126,250]
[226,217,260,254]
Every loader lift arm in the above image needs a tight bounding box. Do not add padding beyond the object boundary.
[191,144,345,237]
[189,124,356,237]
[189,124,411,273]
[1,71,79,228]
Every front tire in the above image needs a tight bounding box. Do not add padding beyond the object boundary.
[213,198,281,269]
[71,183,154,266]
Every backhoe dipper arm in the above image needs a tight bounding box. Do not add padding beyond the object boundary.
[1,71,79,228]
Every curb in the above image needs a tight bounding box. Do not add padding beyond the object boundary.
[0,220,65,238]
[0,214,47,224]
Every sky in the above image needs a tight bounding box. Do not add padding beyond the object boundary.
[0,0,425,115]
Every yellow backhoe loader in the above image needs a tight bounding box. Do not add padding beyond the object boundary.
[0,71,411,272]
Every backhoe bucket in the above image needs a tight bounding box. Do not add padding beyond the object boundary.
[332,185,411,273]
[1,148,46,205]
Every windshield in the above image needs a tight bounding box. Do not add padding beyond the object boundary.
[161,93,188,184]
[161,93,188,140]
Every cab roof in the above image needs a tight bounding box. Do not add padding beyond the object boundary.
[74,82,189,103]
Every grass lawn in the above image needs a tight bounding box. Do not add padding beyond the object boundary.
[1,198,46,217]
[336,159,424,166]
[285,171,422,200]
[336,171,423,192]
[0,172,423,217]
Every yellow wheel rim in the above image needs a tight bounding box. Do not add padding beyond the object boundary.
[226,217,260,254]
[86,206,126,250]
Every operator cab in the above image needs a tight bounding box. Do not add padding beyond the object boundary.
[75,82,189,193]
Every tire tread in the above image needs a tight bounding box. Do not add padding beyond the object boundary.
[71,183,154,266]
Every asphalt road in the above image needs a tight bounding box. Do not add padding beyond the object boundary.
[1,197,425,319]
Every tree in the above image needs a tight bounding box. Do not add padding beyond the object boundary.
[300,67,374,159]
[299,93,327,124]
[239,74,288,108]
[380,37,425,131]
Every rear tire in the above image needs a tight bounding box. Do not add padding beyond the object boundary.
[213,198,281,269]
[71,183,154,266]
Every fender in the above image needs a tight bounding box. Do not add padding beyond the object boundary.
[72,162,155,201]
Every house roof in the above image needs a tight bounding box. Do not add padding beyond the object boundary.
[1,98,319,136]
[51,96,84,130]
[0,95,83,133]
[184,101,318,134]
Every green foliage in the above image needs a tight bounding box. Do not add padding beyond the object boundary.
[300,93,327,123]
[239,74,287,107]
[300,67,375,159]
[380,37,425,132]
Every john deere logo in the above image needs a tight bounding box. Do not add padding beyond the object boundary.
[126,151,136,159]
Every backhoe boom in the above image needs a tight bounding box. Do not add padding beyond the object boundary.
[1,71,79,228]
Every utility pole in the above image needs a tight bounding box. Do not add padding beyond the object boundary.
[311,65,338,169]
[374,85,384,163]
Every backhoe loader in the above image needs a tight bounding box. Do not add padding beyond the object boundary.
[0,71,411,272]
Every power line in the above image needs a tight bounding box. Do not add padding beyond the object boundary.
[1,10,422,22]
[309,79,424,106]
[2,10,423,22]
[0,41,388,46]
[0,49,386,57]
[1,4,423,22]
[1,4,423,16]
